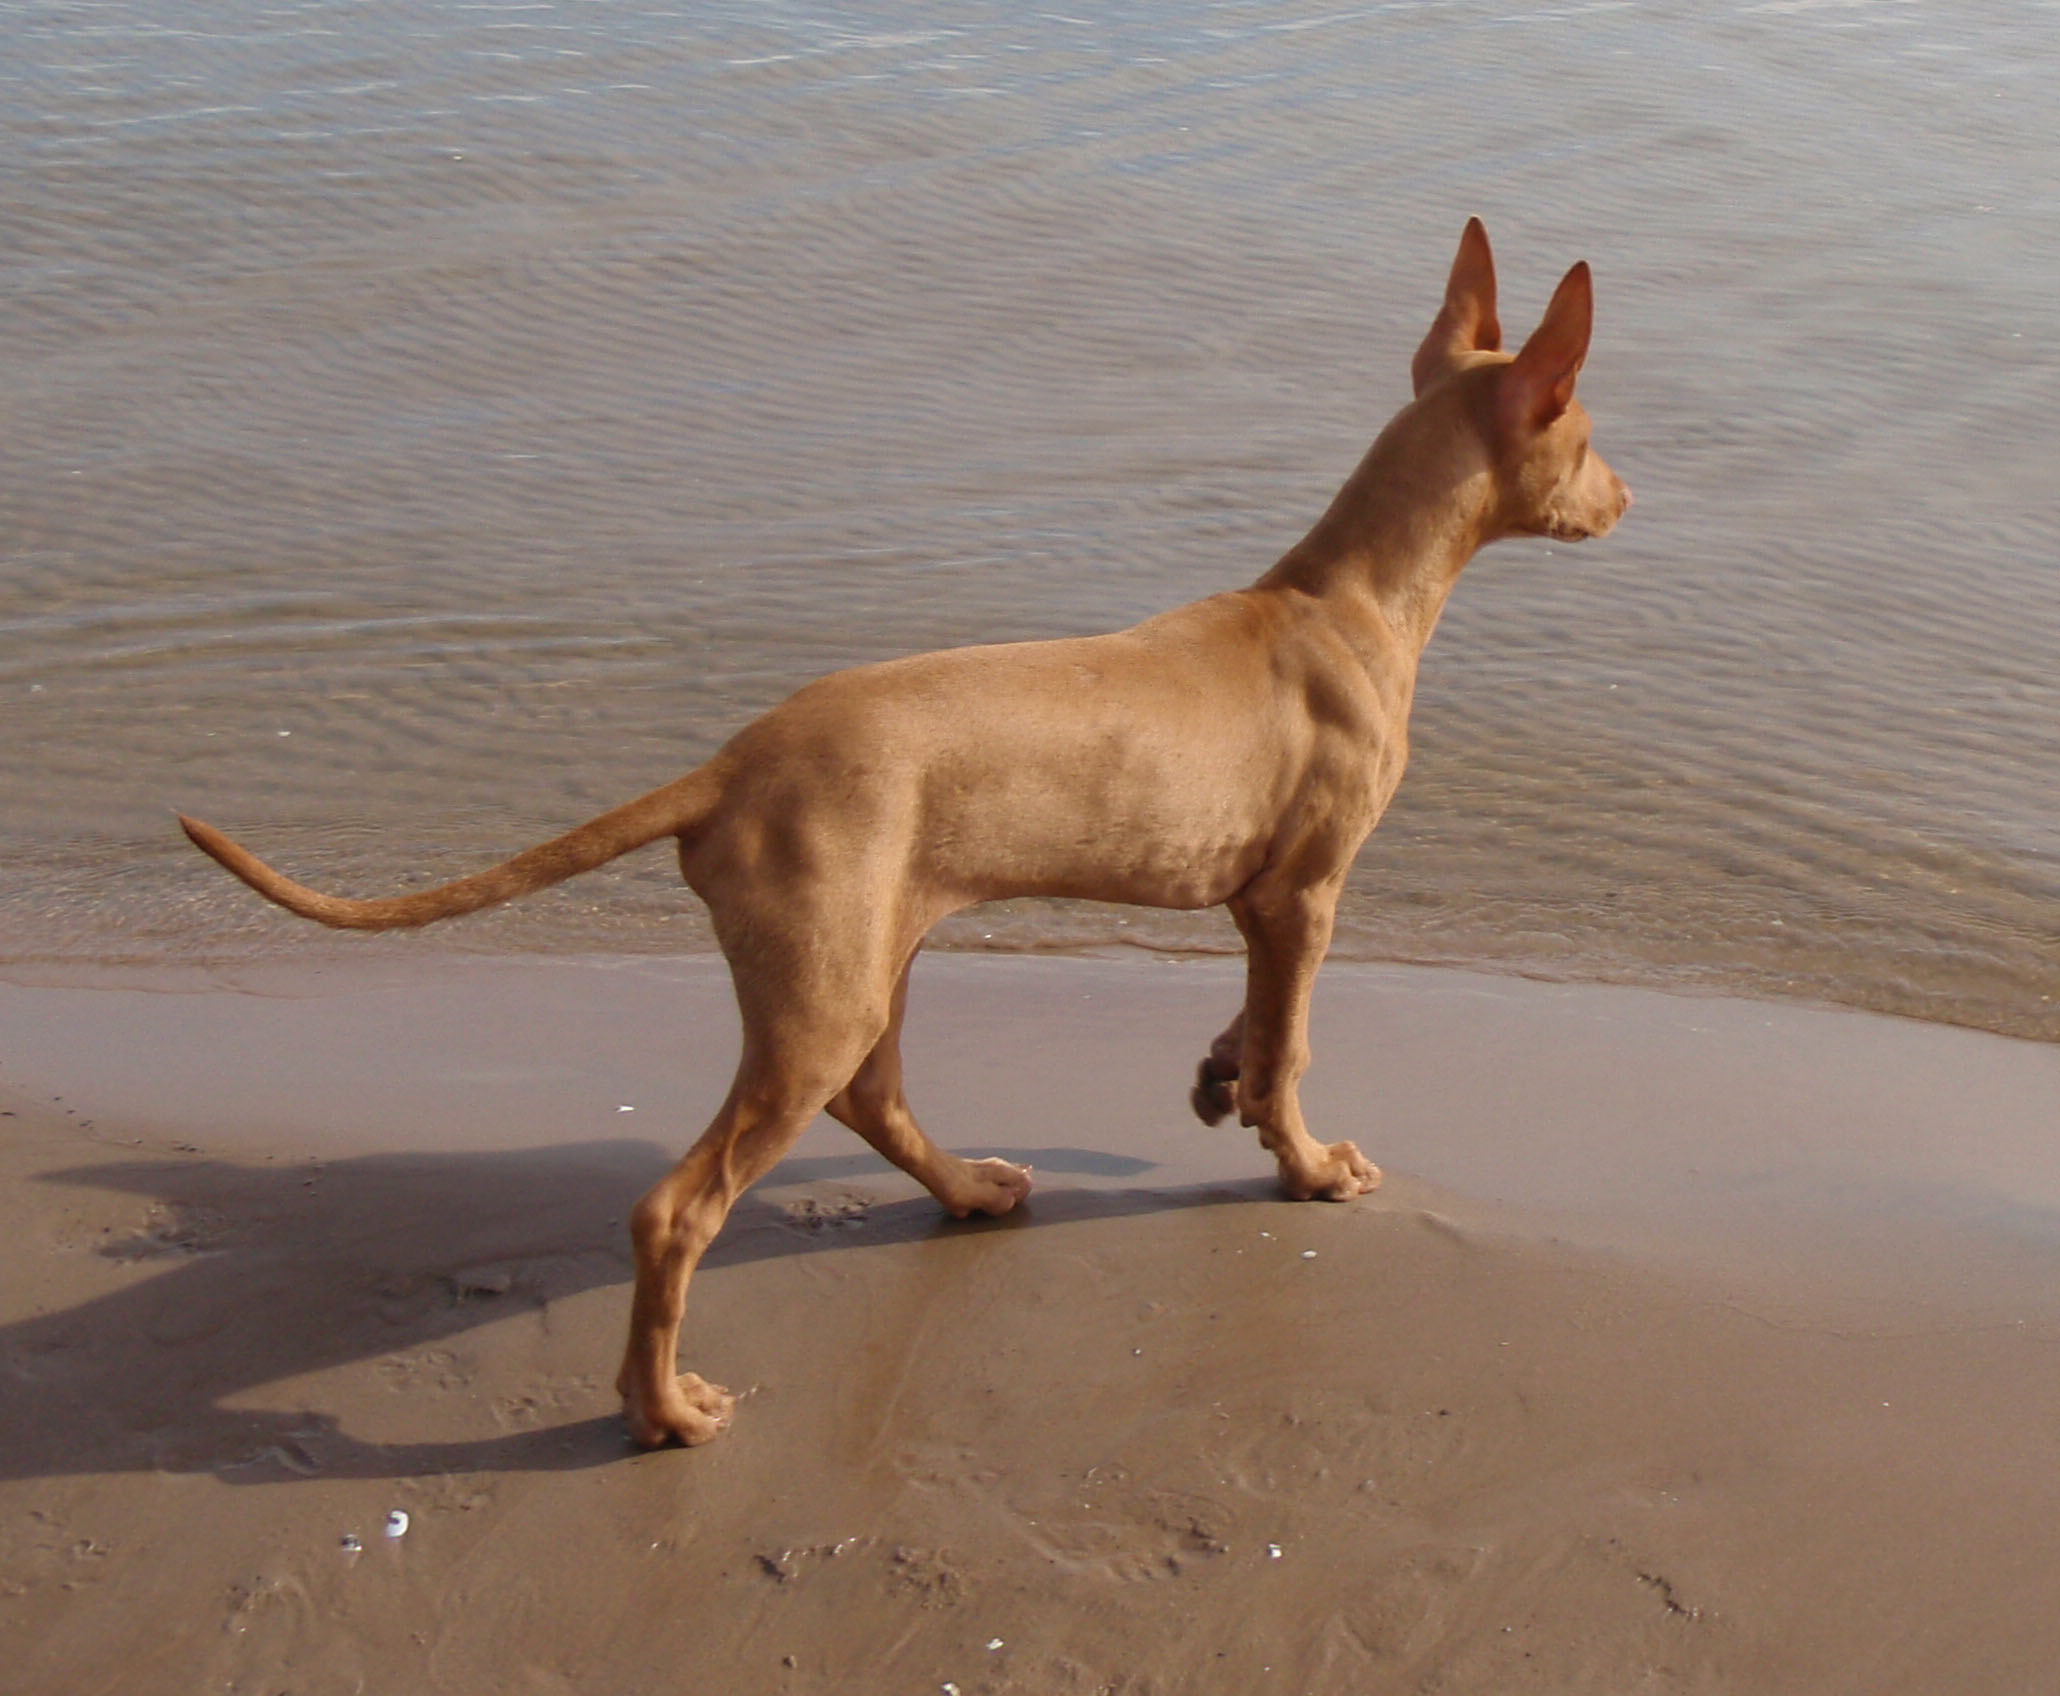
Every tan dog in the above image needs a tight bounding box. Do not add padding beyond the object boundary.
[181,219,1630,1448]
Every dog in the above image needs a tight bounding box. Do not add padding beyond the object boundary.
[181,219,1630,1447]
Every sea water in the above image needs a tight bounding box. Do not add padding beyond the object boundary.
[3,0,2055,1037]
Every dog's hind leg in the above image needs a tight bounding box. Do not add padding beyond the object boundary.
[1229,875,1381,1202]
[1190,1007,1244,1126]
[615,945,894,1448]
[826,954,1034,1219]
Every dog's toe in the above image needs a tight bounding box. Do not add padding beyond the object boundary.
[1279,1139,1382,1202]
[623,1371,736,1449]
[1344,1155,1383,1197]
[1191,1059,1237,1127]
[1326,1140,1382,1199]
[946,1157,1033,1218]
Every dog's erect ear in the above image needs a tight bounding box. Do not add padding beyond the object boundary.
[1411,217,1501,395]
[1498,260,1592,434]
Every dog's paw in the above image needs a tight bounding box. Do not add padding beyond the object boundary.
[1279,1140,1381,1202]
[621,1371,736,1449]
[1190,1058,1238,1127]
[943,1157,1033,1219]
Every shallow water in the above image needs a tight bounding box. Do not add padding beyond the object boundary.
[3,0,2056,1036]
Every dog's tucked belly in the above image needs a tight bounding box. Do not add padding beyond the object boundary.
[948,828,1271,912]
[906,711,1308,909]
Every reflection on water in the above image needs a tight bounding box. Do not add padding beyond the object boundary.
[2,1,2056,1037]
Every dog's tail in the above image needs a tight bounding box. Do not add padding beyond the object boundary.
[178,763,726,932]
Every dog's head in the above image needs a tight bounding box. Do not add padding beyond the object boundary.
[1411,218,1632,545]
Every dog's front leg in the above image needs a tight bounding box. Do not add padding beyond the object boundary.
[1228,877,1380,1202]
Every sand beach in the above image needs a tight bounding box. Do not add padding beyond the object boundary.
[6,954,2060,1693]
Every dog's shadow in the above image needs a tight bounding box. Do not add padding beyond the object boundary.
[4,1136,1269,1485]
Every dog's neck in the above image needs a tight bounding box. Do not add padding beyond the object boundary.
[1256,402,1499,661]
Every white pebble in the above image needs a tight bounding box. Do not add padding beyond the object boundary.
[1301,1250,1317,1260]
[1268,1543,1283,1559]
[384,1510,410,1539]
[986,1638,1004,1651]
[617,1104,635,1112]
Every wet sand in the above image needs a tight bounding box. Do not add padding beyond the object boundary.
[6,953,2060,1693]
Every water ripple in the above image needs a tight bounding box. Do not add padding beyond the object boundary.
[1,0,2056,1037]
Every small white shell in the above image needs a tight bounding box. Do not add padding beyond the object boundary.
[384,1510,410,1539]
